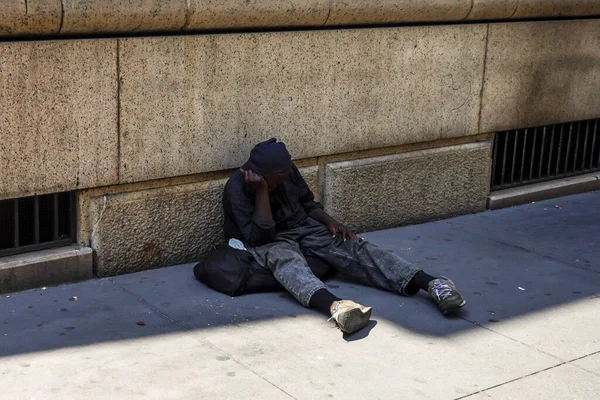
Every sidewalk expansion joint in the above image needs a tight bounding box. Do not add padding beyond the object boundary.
[453,350,600,399]
[106,278,298,400]
[566,350,600,379]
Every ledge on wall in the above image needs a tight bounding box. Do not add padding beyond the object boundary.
[1,0,600,38]
[0,246,93,295]
[487,172,600,210]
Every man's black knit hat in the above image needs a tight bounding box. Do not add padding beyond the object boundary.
[243,138,292,176]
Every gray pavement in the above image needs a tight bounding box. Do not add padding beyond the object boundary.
[1,192,599,400]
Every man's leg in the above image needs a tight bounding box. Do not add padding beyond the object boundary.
[300,221,421,295]
[301,220,466,315]
[249,240,325,307]
[250,239,371,333]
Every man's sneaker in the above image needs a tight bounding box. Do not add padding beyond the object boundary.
[329,300,372,334]
[428,278,466,315]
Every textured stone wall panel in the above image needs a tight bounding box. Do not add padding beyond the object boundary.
[61,0,187,34]
[0,0,61,36]
[87,166,318,276]
[119,25,486,183]
[89,179,226,276]
[481,19,600,133]
[0,40,118,200]
[467,0,518,20]
[326,0,471,25]
[512,0,600,18]
[323,143,492,233]
[186,0,329,30]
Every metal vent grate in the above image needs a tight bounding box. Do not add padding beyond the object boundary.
[491,119,600,191]
[0,192,76,257]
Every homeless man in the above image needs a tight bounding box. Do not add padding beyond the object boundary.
[223,138,466,334]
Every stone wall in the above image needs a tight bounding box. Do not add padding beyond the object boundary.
[79,143,492,276]
[481,20,600,132]
[0,40,118,200]
[118,25,486,183]
[3,20,599,200]
[2,16,600,276]
[323,143,492,233]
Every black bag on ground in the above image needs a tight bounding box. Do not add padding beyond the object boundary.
[193,243,333,297]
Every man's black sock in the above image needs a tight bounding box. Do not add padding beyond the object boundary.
[409,271,438,292]
[309,288,342,315]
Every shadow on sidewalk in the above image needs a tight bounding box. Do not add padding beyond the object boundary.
[1,192,599,358]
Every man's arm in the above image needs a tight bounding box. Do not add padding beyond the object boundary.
[225,169,276,246]
[308,208,356,241]
[291,163,355,241]
[241,168,274,226]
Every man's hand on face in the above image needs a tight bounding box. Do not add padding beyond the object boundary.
[240,168,268,191]
[328,221,356,242]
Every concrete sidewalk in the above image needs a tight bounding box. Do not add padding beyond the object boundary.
[1,192,599,400]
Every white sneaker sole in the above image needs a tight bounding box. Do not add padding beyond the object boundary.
[335,306,372,334]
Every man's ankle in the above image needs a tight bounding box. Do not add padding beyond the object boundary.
[309,288,341,315]
[410,270,438,292]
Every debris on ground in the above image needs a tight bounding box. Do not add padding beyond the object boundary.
[136,321,146,326]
